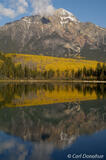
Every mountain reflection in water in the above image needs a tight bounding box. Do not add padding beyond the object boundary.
[0,83,106,160]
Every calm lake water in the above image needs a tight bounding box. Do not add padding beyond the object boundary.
[0,83,106,160]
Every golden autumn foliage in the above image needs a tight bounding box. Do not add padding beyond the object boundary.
[6,53,102,72]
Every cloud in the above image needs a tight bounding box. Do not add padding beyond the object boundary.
[16,0,28,15]
[0,3,15,18]
[31,0,55,16]
[0,0,55,20]
[0,0,28,19]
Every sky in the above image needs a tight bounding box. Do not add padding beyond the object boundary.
[0,0,106,28]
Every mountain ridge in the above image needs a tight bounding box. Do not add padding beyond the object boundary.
[0,8,106,61]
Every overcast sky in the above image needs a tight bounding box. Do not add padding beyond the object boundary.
[0,0,106,27]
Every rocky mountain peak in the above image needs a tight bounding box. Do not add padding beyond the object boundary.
[16,8,79,26]
[54,8,79,24]
[0,8,106,61]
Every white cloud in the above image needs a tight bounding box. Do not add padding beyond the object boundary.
[0,0,55,20]
[0,3,15,18]
[31,0,55,16]
[18,0,28,8]
[0,0,28,19]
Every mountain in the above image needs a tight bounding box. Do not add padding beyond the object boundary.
[0,8,106,61]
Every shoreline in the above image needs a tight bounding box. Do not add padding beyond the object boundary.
[0,80,106,83]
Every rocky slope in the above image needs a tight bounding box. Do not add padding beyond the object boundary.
[0,8,106,61]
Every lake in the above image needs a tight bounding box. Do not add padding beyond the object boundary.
[0,82,106,160]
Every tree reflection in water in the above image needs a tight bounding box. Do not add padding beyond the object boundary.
[0,83,106,160]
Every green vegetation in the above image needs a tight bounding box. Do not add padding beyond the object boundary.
[0,52,106,81]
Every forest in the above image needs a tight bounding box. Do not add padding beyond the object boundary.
[0,52,106,81]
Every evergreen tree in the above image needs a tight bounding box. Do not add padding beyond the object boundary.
[71,69,75,79]
[56,69,60,78]
[96,63,102,80]
[48,69,55,79]
[64,70,69,79]
[83,66,87,79]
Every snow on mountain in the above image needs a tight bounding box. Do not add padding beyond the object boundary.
[55,8,79,24]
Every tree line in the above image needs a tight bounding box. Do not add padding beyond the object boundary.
[0,52,106,81]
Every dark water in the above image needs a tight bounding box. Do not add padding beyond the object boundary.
[0,83,106,160]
